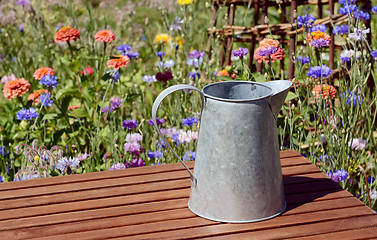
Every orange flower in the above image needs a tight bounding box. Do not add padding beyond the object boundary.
[68,105,80,110]
[28,89,49,105]
[3,78,30,100]
[312,84,337,99]
[216,69,236,79]
[307,31,331,45]
[107,55,130,70]
[33,67,55,80]
[95,30,115,43]
[259,38,279,49]
[54,26,80,42]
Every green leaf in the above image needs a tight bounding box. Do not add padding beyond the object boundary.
[73,108,90,118]
[125,93,142,103]
[69,60,81,72]
[56,88,83,100]
[250,72,266,83]
[286,91,298,101]
[42,113,59,121]
[61,96,72,114]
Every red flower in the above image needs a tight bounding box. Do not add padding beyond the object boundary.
[54,26,80,42]
[312,84,337,99]
[28,89,49,105]
[107,55,130,70]
[80,67,93,75]
[95,30,115,43]
[3,78,30,100]
[156,71,173,83]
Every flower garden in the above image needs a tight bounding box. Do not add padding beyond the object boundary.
[1,0,377,212]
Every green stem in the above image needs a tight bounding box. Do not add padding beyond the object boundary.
[97,42,107,88]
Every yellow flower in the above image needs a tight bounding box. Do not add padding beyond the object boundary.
[34,155,40,162]
[177,0,196,5]
[155,34,170,44]
[175,36,184,46]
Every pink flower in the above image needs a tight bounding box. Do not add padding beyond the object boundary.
[95,30,115,43]
[124,142,141,152]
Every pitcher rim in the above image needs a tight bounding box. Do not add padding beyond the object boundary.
[202,81,273,103]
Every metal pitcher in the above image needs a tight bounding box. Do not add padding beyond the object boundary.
[152,80,292,223]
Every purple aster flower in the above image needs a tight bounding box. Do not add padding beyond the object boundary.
[333,25,349,35]
[163,59,175,68]
[310,38,330,48]
[232,47,249,57]
[258,46,277,56]
[147,117,165,126]
[349,28,370,41]
[110,97,122,111]
[354,11,370,20]
[296,14,316,28]
[296,56,311,64]
[116,44,132,54]
[338,4,358,15]
[40,74,58,89]
[182,117,199,126]
[189,50,205,59]
[56,157,80,173]
[122,119,138,130]
[127,158,145,168]
[327,169,348,182]
[16,107,38,121]
[101,106,109,114]
[183,150,196,161]
[109,163,126,170]
[17,0,30,5]
[126,51,139,59]
[371,51,377,59]
[309,24,327,33]
[148,150,163,159]
[170,17,184,31]
[372,6,377,13]
[157,51,165,58]
[141,75,157,83]
[40,93,53,107]
[307,65,332,78]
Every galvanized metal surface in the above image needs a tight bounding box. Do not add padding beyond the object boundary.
[152,80,292,223]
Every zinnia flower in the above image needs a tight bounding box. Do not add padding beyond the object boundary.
[33,67,55,80]
[307,31,331,48]
[54,26,80,42]
[312,84,337,99]
[155,34,170,44]
[28,89,49,105]
[95,30,115,43]
[3,78,30,100]
[107,55,130,70]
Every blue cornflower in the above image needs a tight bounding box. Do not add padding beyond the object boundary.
[116,44,132,54]
[372,6,377,14]
[340,91,362,106]
[296,14,316,28]
[318,154,329,162]
[0,175,3,183]
[141,75,157,83]
[171,134,181,145]
[327,169,348,182]
[188,72,201,80]
[122,119,138,130]
[163,59,175,68]
[157,51,165,58]
[170,17,184,31]
[19,24,24,32]
[307,65,332,78]
[40,93,53,107]
[182,117,199,126]
[310,38,330,48]
[232,47,249,57]
[0,146,9,157]
[296,56,311,64]
[40,74,58,89]
[183,150,196,161]
[338,4,358,15]
[354,11,370,20]
[147,150,163,159]
[147,117,165,126]
[109,69,120,83]
[338,0,356,4]
[371,51,377,59]
[333,25,349,35]
[309,24,327,33]
[16,107,38,121]
[126,51,139,59]
[258,46,277,56]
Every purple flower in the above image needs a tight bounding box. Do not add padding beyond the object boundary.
[0,146,9,157]
[258,46,277,56]
[147,150,163,159]
[1,74,17,84]
[141,75,157,83]
[327,169,348,182]
[296,56,310,64]
[182,117,199,126]
[148,117,165,126]
[338,0,356,4]
[102,97,122,114]
[156,71,173,83]
[338,4,358,15]
[232,47,249,57]
[16,107,38,121]
[124,142,141,152]
[333,25,349,35]
[349,138,368,150]
[310,38,330,48]
[372,6,377,13]
[126,51,139,59]
[309,24,327,33]
[40,74,58,89]
[122,119,138,130]
[110,70,120,83]
[296,14,316,28]
[157,51,165,58]
[188,71,201,80]
[371,50,377,60]
[127,158,145,168]
[77,152,89,161]
[307,65,332,78]
[354,11,370,20]
[116,44,132,54]
[318,154,329,162]
[40,93,53,107]
[125,133,143,143]
[109,163,126,170]
[19,24,24,32]
[183,150,196,161]
[56,157,80,173]
[340,91,362,106]
[170,17,184,31]
[188,50,205,59]
[0,175,3,183]
[17,0,30,5]
[163,59,175,68]
[349,28,370,41]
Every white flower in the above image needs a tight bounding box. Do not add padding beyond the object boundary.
[348,138,368,150]
[348,28,370,41]
[125,133,143,142]
[56,157,80,172]
[163,59,175,68]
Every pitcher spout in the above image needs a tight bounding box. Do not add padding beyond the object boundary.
[262,80,292,118]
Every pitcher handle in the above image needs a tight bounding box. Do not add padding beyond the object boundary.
[152,84,205,186]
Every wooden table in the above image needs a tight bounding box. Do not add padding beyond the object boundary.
[1,150,376,239]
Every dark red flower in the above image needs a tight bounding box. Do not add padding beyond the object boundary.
[156,71,173,83]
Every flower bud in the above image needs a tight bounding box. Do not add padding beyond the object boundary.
[145,17,149,26]
[20,120,28,130]
[205,2,210,8]
[264,16,269,24]
[276,0,281,4]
